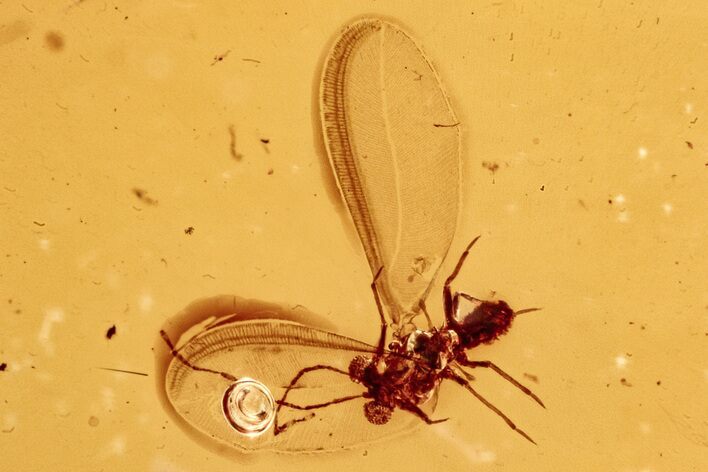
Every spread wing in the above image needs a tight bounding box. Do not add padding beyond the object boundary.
[160,319,424,454]
[156,297,427,455]
[320,18,461,329]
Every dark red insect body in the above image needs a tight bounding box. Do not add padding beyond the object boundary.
[275,236,544,443]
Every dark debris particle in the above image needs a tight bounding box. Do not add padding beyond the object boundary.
[211,49,231,66]
[98,367,148,376]
[267,168,274,175]
[482,161,499,174]
[260,138,271,154]
[656,380,661,386]
[540,185,545,191]
[184,226,195,235]
[620,378,633,387]
[523,372,539,383]
[0,363,7,372]
[685,141,693,149]
[433,122,460,128]
[33,221,45,226]
[106,325,116,340]
[132,188,158,205]
[45,31,64,51]
[228,125,242,160]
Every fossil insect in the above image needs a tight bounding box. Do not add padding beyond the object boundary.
[158,17,542,455]
[274,238,543,444]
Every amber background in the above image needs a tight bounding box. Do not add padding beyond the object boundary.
[1,1,706,471]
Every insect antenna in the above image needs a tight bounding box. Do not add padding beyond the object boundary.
[455,358,545,408]
[159,330,237,382]
[515,307,542,315]
[446,368,537,445]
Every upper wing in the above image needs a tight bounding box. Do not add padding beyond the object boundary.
[320,18,461,329]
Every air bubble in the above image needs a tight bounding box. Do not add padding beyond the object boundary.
[221,378,275,436]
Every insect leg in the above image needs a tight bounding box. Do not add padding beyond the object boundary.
[273,364,351,435]
[278,393,365,411]
[159,330,237,382]
[273,412,316,434]
[399,400,448,425]
[446,368,537,445]
[371,266,388,356]
[417,300,434,330]
[443,236,482,323]
[276,394,367,434]
[456,357,545,408]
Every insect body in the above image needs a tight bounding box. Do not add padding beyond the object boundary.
[274,237,543,443]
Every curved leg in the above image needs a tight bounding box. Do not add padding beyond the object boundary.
[456,357,545,408]
[273,364,351,435]
[417,300,434,330]
[371,266,388,355]
[443,236,481,323]
[399,400,448,425]
[276,393,366,434]
[278,394,365,411]
[445,368,536,445]
[159,330,237,382]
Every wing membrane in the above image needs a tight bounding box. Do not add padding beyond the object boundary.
[156,298,424,455]
[321,18,461,328]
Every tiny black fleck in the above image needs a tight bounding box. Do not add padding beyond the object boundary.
[106,325,117,340]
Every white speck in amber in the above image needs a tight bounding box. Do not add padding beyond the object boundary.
[139,294,154,313]
[615,355,629,369]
